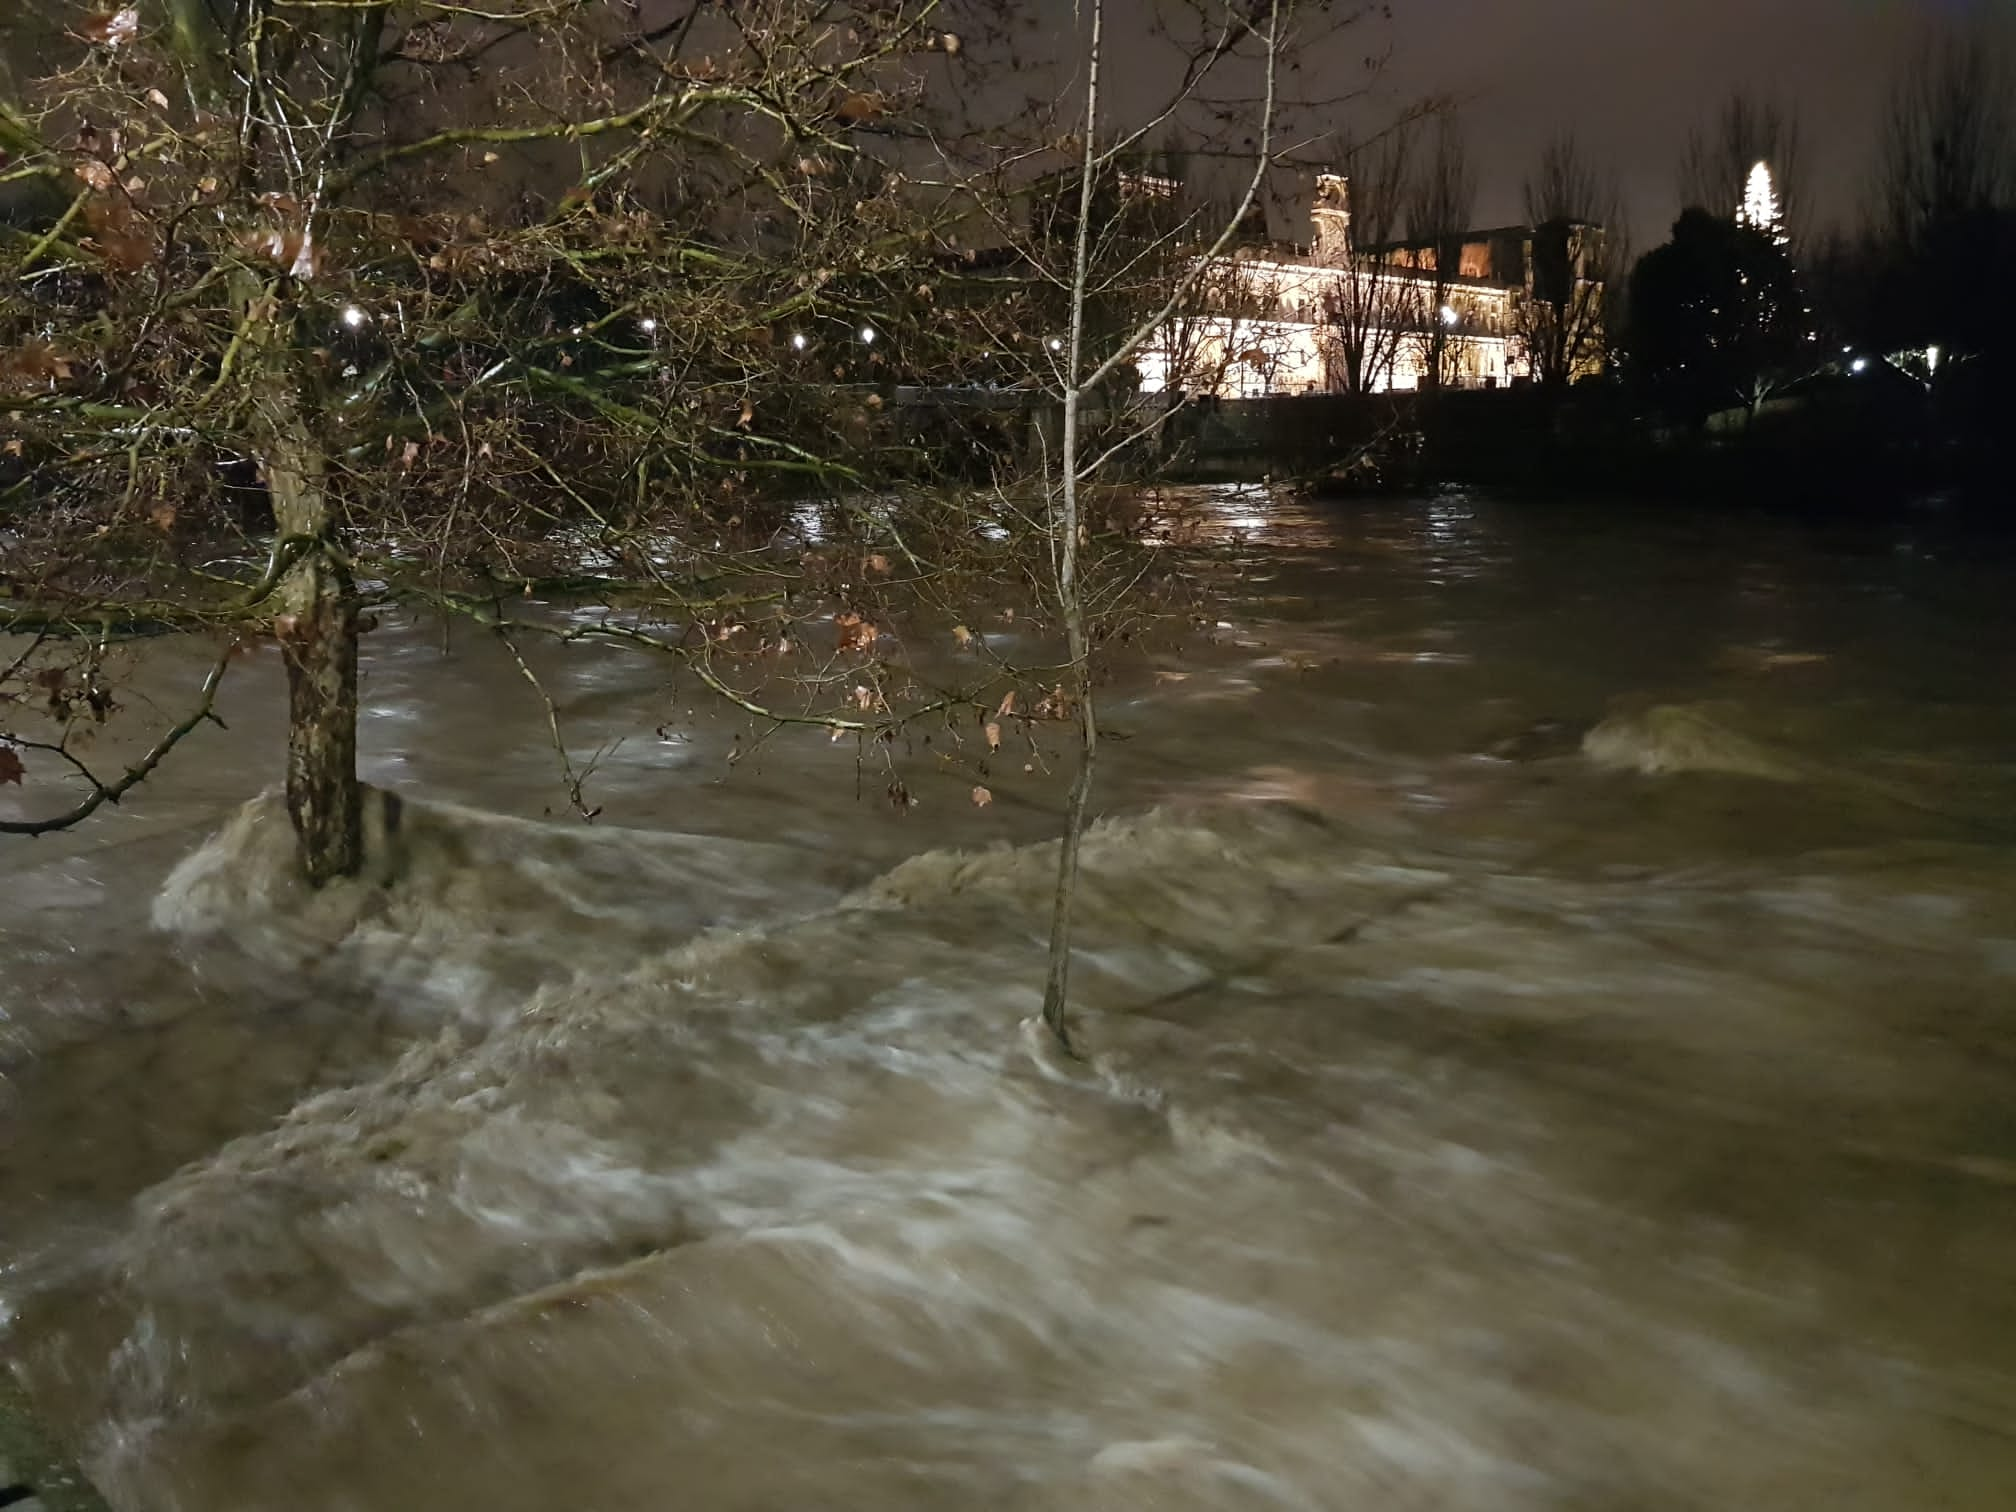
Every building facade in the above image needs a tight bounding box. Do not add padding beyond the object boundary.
[1137,172,1607,398]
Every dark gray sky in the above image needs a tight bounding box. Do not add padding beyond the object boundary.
[1072,0,2011,250]
[1371,0,1957,245]
[1378,0,2016,245]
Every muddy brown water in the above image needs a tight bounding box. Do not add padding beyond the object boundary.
[4,488,2015,1510]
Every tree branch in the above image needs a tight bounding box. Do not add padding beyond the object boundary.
[1,644,234,837]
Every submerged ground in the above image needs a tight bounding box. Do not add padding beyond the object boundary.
[4,488,2014,1510]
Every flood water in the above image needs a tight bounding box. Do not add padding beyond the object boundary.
[4,488,2015,1510]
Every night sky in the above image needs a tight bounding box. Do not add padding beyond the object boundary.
[1375,0,1981,245]
[1073,0,2014,250]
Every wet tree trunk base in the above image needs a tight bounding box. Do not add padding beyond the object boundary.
[274,554,362,887]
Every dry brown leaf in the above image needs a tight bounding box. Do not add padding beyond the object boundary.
[941,31,962,55]
[0,746,23,786]
[950,624,972,647]
[80,7,139,48]
[400,439,420,470]
[836,92,886,124]
[149,500,176,532]
[2,438,23,457]
[1,342,74,385]
[482,151,500,164]
[984,721,1001,751]
[970,785,992,808]
[995,691,1016,717]
[835,612,879,652]
[146,87,169,109]
[863,553,890,575]
[737,399,754,428]
[75,160,115,191]
[122,175,145,194]
[196,175,218,195]
[94,232,152,271]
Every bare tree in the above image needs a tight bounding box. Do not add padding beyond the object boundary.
[1316,129,1421,392]
[1679,92,1805,245]
[1402,111,1474,391]
[1879,29,2013,252]
[1867,25,2016,374]
[1516,132,1627,388]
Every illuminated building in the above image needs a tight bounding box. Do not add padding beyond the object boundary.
[1136,170,1609,398]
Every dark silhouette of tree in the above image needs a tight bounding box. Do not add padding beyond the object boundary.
[1872,29,2016,367]
[1625,209,1806,426]
[1402,112,1474,392]
[1517,133,1627,389]
[1313,128,1421,393]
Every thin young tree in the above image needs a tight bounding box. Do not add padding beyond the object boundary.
[1010,0,1329,1051]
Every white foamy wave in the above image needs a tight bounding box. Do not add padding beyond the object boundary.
[10,797,2012,1511]
[1581,703,1802,780]
[151,788,863,1020]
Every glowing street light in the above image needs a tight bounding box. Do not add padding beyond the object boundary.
[790,331,809,352]
[1046,335,1064,352]
[1440,304,1459,327]
[341,305,367,329]
[639,317,658,334]
[858,325,878,345]
[1851,356,1869,374]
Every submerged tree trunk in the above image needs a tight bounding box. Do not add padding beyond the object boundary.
[244,293,363,886]
[1040,384,1097,1055]
[266,409,362,886]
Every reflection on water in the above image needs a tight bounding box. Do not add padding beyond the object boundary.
[4,489,2016,1510]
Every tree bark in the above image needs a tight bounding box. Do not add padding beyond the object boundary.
[236,270,364,886]
[264,387,363,886]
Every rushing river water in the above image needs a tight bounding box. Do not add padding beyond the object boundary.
[4,487,2015,1510]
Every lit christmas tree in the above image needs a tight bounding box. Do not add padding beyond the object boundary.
[1737,160,1786,245]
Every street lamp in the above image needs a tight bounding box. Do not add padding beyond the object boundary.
[1440,304,1458,327]
[858,325,877,345]
[790,331,809,352]
[639,317,658,334]
[341,305,367,329]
